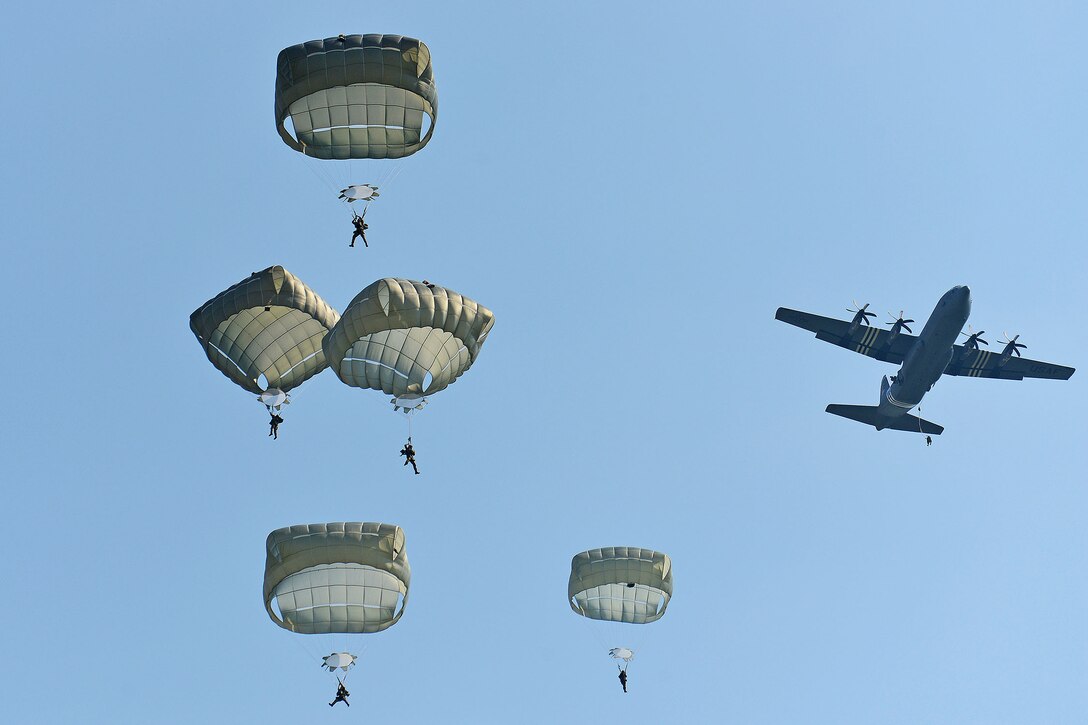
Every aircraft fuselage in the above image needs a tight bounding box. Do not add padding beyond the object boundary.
[877,285,971,418]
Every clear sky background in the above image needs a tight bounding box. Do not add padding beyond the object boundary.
[2,2,1086,723]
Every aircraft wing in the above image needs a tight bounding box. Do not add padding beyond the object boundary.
[944,346,1075,380]
[775,307,916,365]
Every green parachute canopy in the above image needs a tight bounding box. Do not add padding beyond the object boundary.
[276,34,438,160]
[322,278,494,408]
[568,547,673,624]
[190,266,339,396]
[264,523,410,634]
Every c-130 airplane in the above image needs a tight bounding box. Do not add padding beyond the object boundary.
[776,286,1075,435]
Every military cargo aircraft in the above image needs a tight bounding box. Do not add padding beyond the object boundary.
[776,286,1075,435]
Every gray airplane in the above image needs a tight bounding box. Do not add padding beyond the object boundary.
[776,285,1075,435]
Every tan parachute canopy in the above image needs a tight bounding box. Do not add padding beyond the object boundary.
[276,34,438,160]
[190,266,339,395]
[322,278,495,400]
[569,547,673,624]
[264,523,410,634]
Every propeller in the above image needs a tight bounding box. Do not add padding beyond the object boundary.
[959,325,988,350]
[999,332,1026,357]
[886,310,914,334]
[847,300,876,326]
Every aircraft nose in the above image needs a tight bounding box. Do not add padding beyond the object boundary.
[955,285,972,312]
[942,285,971,313]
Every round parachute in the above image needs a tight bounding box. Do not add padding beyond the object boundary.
[321,653,357,672]
[609,647,635,663]
[264,522,410,634]
[190,266,339,396]
[275,34,437,160]
[322,278,495,404]
[258,388,289,410]
[339,184,380,203]
[568,547,673,624]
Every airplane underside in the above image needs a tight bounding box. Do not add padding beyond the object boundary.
[776,285,1075,438]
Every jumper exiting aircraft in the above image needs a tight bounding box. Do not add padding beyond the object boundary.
[776,286,1075,435]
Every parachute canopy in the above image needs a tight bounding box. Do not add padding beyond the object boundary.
[276,34,438,160]
[321,653,357,672]
[323,278,495,402]
[190,266,340,395]
[568,547,673,624]
[609,647,635,662]
[264,522,410,634]
[258,388,290,410]
[339,184,380,202]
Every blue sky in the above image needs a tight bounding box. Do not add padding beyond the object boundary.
[2,2,1085,722]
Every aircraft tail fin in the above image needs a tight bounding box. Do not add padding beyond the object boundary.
[825,404,944,435]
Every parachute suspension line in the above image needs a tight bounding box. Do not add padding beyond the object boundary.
[380,163,404,191]
[294,151,340,199]
[362,161,404,201]
[289,141,356,201]
[575,601,616,658]
[292,633,323,668]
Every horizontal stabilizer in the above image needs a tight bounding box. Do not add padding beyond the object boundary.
[825,404,944,435]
